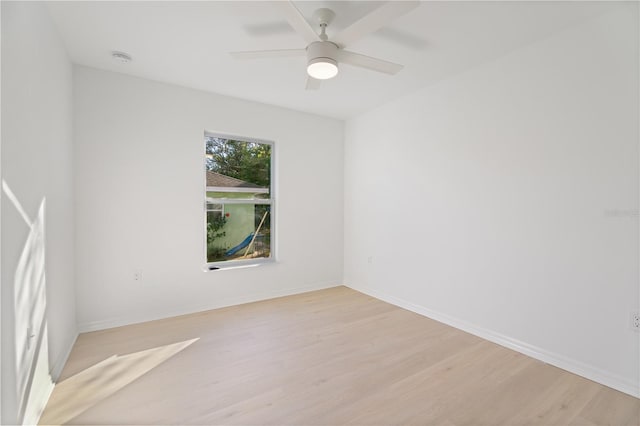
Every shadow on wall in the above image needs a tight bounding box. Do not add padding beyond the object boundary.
[2,180,52,425]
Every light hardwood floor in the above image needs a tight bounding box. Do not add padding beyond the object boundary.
[40,286,639,425]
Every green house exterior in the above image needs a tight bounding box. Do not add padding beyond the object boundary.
[206,171,269,256]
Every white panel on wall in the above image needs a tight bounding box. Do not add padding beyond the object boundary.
[73,66,344,331]
[344,5,639,396]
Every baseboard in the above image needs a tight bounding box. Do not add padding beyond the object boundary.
[78,281,340,333]
[347,283,640,399]
[50,331,78,381]
[32,331,78,425]
[26,380,54,426]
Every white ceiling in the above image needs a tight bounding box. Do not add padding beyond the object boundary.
[47,1,619,120]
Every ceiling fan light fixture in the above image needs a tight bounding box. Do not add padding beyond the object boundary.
[306,41,339,80]
[307,57,338,80]
[229,2,417,89]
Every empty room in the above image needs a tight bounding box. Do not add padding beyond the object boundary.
[1,1,639,425]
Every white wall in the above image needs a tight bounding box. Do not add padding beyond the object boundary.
[1,2,77,424]
[344,5,639,397]
[73,66,344,331]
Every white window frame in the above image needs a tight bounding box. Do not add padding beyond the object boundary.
[206,199,224,218]
[203,132,275,270]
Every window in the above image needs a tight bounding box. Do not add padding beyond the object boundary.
[204,134,273,266]
[206,200,224,219]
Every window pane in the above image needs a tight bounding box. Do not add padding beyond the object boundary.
[205,134,273,264]
[205,137,271,200]
[207,203,223,212]
[206,204,271,263]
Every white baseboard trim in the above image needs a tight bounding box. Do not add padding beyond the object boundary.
[50,332,78,381]
[33,331,78,425]
[78,281,340,333]
[347,283,640,399]
[27,380,54,426]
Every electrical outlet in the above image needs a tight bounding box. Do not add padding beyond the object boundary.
[631,312,640,332]
[133,270,143,282]
[367,256,373,264]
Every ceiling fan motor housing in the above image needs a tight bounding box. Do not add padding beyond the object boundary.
[307,41,338,65]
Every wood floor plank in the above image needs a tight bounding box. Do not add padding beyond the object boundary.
[505,373,602,426]
[39,286,640,425]
[576,386,640,426]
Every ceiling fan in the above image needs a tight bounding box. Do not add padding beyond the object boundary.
[229,1,420,90]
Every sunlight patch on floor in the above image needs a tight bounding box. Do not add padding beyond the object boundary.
[39,338,199,425]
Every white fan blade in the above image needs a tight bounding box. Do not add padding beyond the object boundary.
[306,76,322,90]
[230,49,306,60]
[275,1,320,45]
[244,21,294,37]
[338,50,404,75]
[333,1,420,47]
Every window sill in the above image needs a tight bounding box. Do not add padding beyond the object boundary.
[203,257,275,272]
